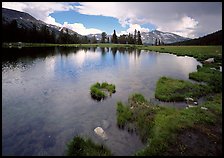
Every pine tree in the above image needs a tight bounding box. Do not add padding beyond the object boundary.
[101,32,107,43]
[137,31,143,45]
[134,29,137,44]
[155,39,158,46]
[111,30,118,44]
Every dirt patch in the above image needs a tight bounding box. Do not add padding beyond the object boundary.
[164,119,222,156]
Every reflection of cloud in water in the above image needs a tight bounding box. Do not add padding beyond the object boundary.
[69,50,100,67]
[155,53,201,79]
[45,56,56,78]
[128,50,141,68]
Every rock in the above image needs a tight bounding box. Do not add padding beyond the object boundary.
[210,67,216,71]
[201,107,208,110]
[185,107,189,109]
[188,105,197,108]
[220,66,222,72]
[101,120,110,129]
[185,97,194,102]
[94,127,108,140]
[193,101,198,105]
[204,58,214,63]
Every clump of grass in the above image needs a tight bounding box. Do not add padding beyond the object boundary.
[90,82,116,101]
[66,136,112,156]
[155,76,211,102]
[116,102,132,128]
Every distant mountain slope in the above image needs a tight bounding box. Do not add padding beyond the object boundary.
[87,30,190,45]
[2,8,80,37]
[170,30,222,45]
[141,30,190,45]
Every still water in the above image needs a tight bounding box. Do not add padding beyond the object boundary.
[2,47,201,156]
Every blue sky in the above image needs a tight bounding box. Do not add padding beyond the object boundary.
[50,10,129,35]
[2,2,222,37]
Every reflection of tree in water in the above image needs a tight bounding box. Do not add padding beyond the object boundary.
[100,47,106,57]
[117,47,126,54]
[57,46,80,57]
[2,47,57,69]
[137,49,141,57]
[92,47,96,52]
[111,47,118,59]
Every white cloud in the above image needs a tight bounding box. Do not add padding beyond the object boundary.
[62,22,102,35]
[157,16,199,38]
[75,2,222,38]
[117,24,149,36]
[45,16,62,27]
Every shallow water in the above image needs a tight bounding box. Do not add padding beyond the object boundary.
[2,47,201,156]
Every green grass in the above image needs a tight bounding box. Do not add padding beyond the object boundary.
[116,92,222,156]
[139,45,222,64]
[189,66,222,92]
[66,136,112,156]
[155,76,211,102]
[116,102,133,128]
[90,82,116,100]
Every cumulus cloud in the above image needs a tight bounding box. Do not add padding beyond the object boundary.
[2,2,222,38]
[117,24,149,36]
[62,22,102,35]
[75,2,222,38]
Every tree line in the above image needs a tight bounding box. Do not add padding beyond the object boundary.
[2,19,143,45]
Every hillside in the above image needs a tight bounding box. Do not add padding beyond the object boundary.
[170,30,222,45]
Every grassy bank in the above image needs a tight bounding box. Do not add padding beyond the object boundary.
[138,45,222,64]
[155,76,211,102]
[116,93,222,156]
[66,136,112,156]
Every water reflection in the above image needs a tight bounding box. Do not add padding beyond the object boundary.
[2,47,201,156]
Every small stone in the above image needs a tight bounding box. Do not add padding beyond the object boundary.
[204,58,214,63]
[188,105,197,108]
[201,107,208,110]
[185,97,194,102]
[193,102,198,105]
[185,107,189,109]
[210,68,216,70]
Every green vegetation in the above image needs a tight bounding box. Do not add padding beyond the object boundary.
[189,66,222,92]
[138,45,222,64]
[116,102,132,128]
[155,77,211,101]
[66,136,112,156]
[116,93,222,156]
[90,82,116,100]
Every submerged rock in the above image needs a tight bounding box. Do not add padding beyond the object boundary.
[101,120,110,129]
[94,127,108,140]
